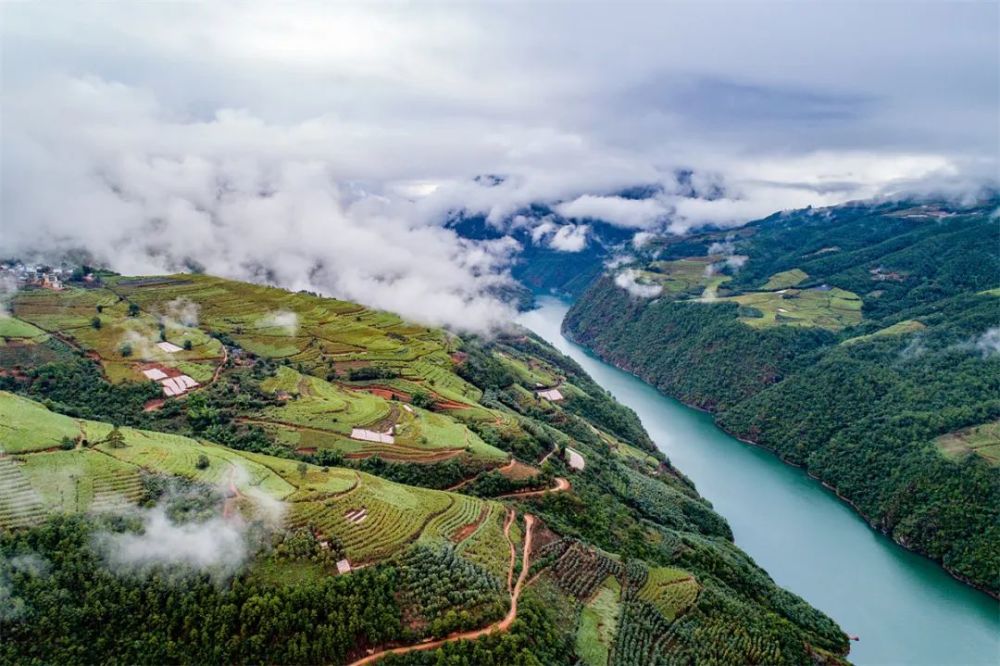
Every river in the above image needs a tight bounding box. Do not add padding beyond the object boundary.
[518,297,999,666]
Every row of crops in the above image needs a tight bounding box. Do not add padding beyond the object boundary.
[396,544,506,637]
[455,504,511,579]
[0,457,46,529]
[420,494,487,544]
[548,542,625,600]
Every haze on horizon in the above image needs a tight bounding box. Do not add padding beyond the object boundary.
[2,1,997,330]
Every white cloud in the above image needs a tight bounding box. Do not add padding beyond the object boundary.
[0,2,995,328]
[97,506,248,576]
[555,195,668,229]
[614,269,662,298]
[259,310,299,336]
[973,327,1000,357]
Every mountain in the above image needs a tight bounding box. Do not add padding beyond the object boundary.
[0,273,848,664]
[564,198,1000,596]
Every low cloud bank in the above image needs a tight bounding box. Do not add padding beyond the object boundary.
[614,269,662,298]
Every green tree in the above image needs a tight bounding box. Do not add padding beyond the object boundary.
[106,426,126,449]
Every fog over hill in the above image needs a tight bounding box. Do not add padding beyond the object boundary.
[2,2,996,330]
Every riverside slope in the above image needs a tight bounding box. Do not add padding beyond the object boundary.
[522,297,999,666]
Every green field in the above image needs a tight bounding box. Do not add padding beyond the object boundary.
[935,421,1000,466]
[0,391,84,453]
[723,286,863,330]
[762,268,809,290]
[0,392,499,563]
[842,319,926,346]
[575,575,622,666]
[638,566,699,621]
[0,316,49,342]
[640,257,728,297]
[254,367,504,463]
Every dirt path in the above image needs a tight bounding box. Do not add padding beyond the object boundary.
[347,513,536,666]
[497,476,570,499]
[443,458,514,492]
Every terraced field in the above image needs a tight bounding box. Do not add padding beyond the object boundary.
[638,567,700,621]
[456,504,511,578]
[761,268,808,290]
[12,284,223,383]
[723,286,863,330]
[0,392,501,565]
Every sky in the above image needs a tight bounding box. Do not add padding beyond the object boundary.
[2,2,997,330]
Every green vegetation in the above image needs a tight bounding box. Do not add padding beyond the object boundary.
[935,421,1000,466]
[0,269,851,664]
[762,268,809,290]
[566,197,1000,594]
[576,575,622,666]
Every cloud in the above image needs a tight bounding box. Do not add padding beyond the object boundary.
[614,269,662,298]
[96,506,248,576]
[554,195,668,229]
[259,310,299,336]
[0,2,996,328]
[972,327,1000,357]
[0,275,17,319]
[161,298,200,328]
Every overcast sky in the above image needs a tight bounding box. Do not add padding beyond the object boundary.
[2,2,997,329]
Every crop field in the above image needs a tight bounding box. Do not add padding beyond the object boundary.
[496,351,561,388]
[0,316,49,343]
[935,421,1000,466]
[0,391,84,453]
[12,285,224,383]
[0,456,47,529]
[420,494,493,544]
[761,268,808,290]
[18,449,142,513]
[722,286,863,330]
[640,258,724,296]
[254,367,504,462]
[548,542,625,600]
[637,567,699,621]
[287,472,459,563]
[576,575,623,666]
[455,504,510,578]
[842,319,926,346]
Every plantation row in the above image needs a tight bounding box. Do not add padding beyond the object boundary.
[548,542,625,600]
[420,494,486,544]
[397,544,505,637]
[455,504,511,579]
[0,457,46,529]
[89,471,145,512]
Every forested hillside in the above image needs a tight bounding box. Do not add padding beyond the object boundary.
[564,198,1000,596]
[0,273,848,664]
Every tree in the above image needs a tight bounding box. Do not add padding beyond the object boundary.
[91,316,102,330]
[120,343,133,357]
[196,454,210,470]
[127,303,141,317]
[411,390,436,409]
[106,426,125,449]
[183,339,193,351]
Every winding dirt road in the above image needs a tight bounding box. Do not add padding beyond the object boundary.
[347,512,536,666]
[497,476,570,499]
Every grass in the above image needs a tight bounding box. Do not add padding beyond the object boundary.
[723,286,863,331]
[575,575,622,666]
[0,391,83,453]
[935,421,1000,466]
[842,319,926,346]
[0,317,49,341]
[762,269,808,290]
[638,567,699,621]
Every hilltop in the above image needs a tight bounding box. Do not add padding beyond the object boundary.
[0,273,848,664]
[564,198,1000,595]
